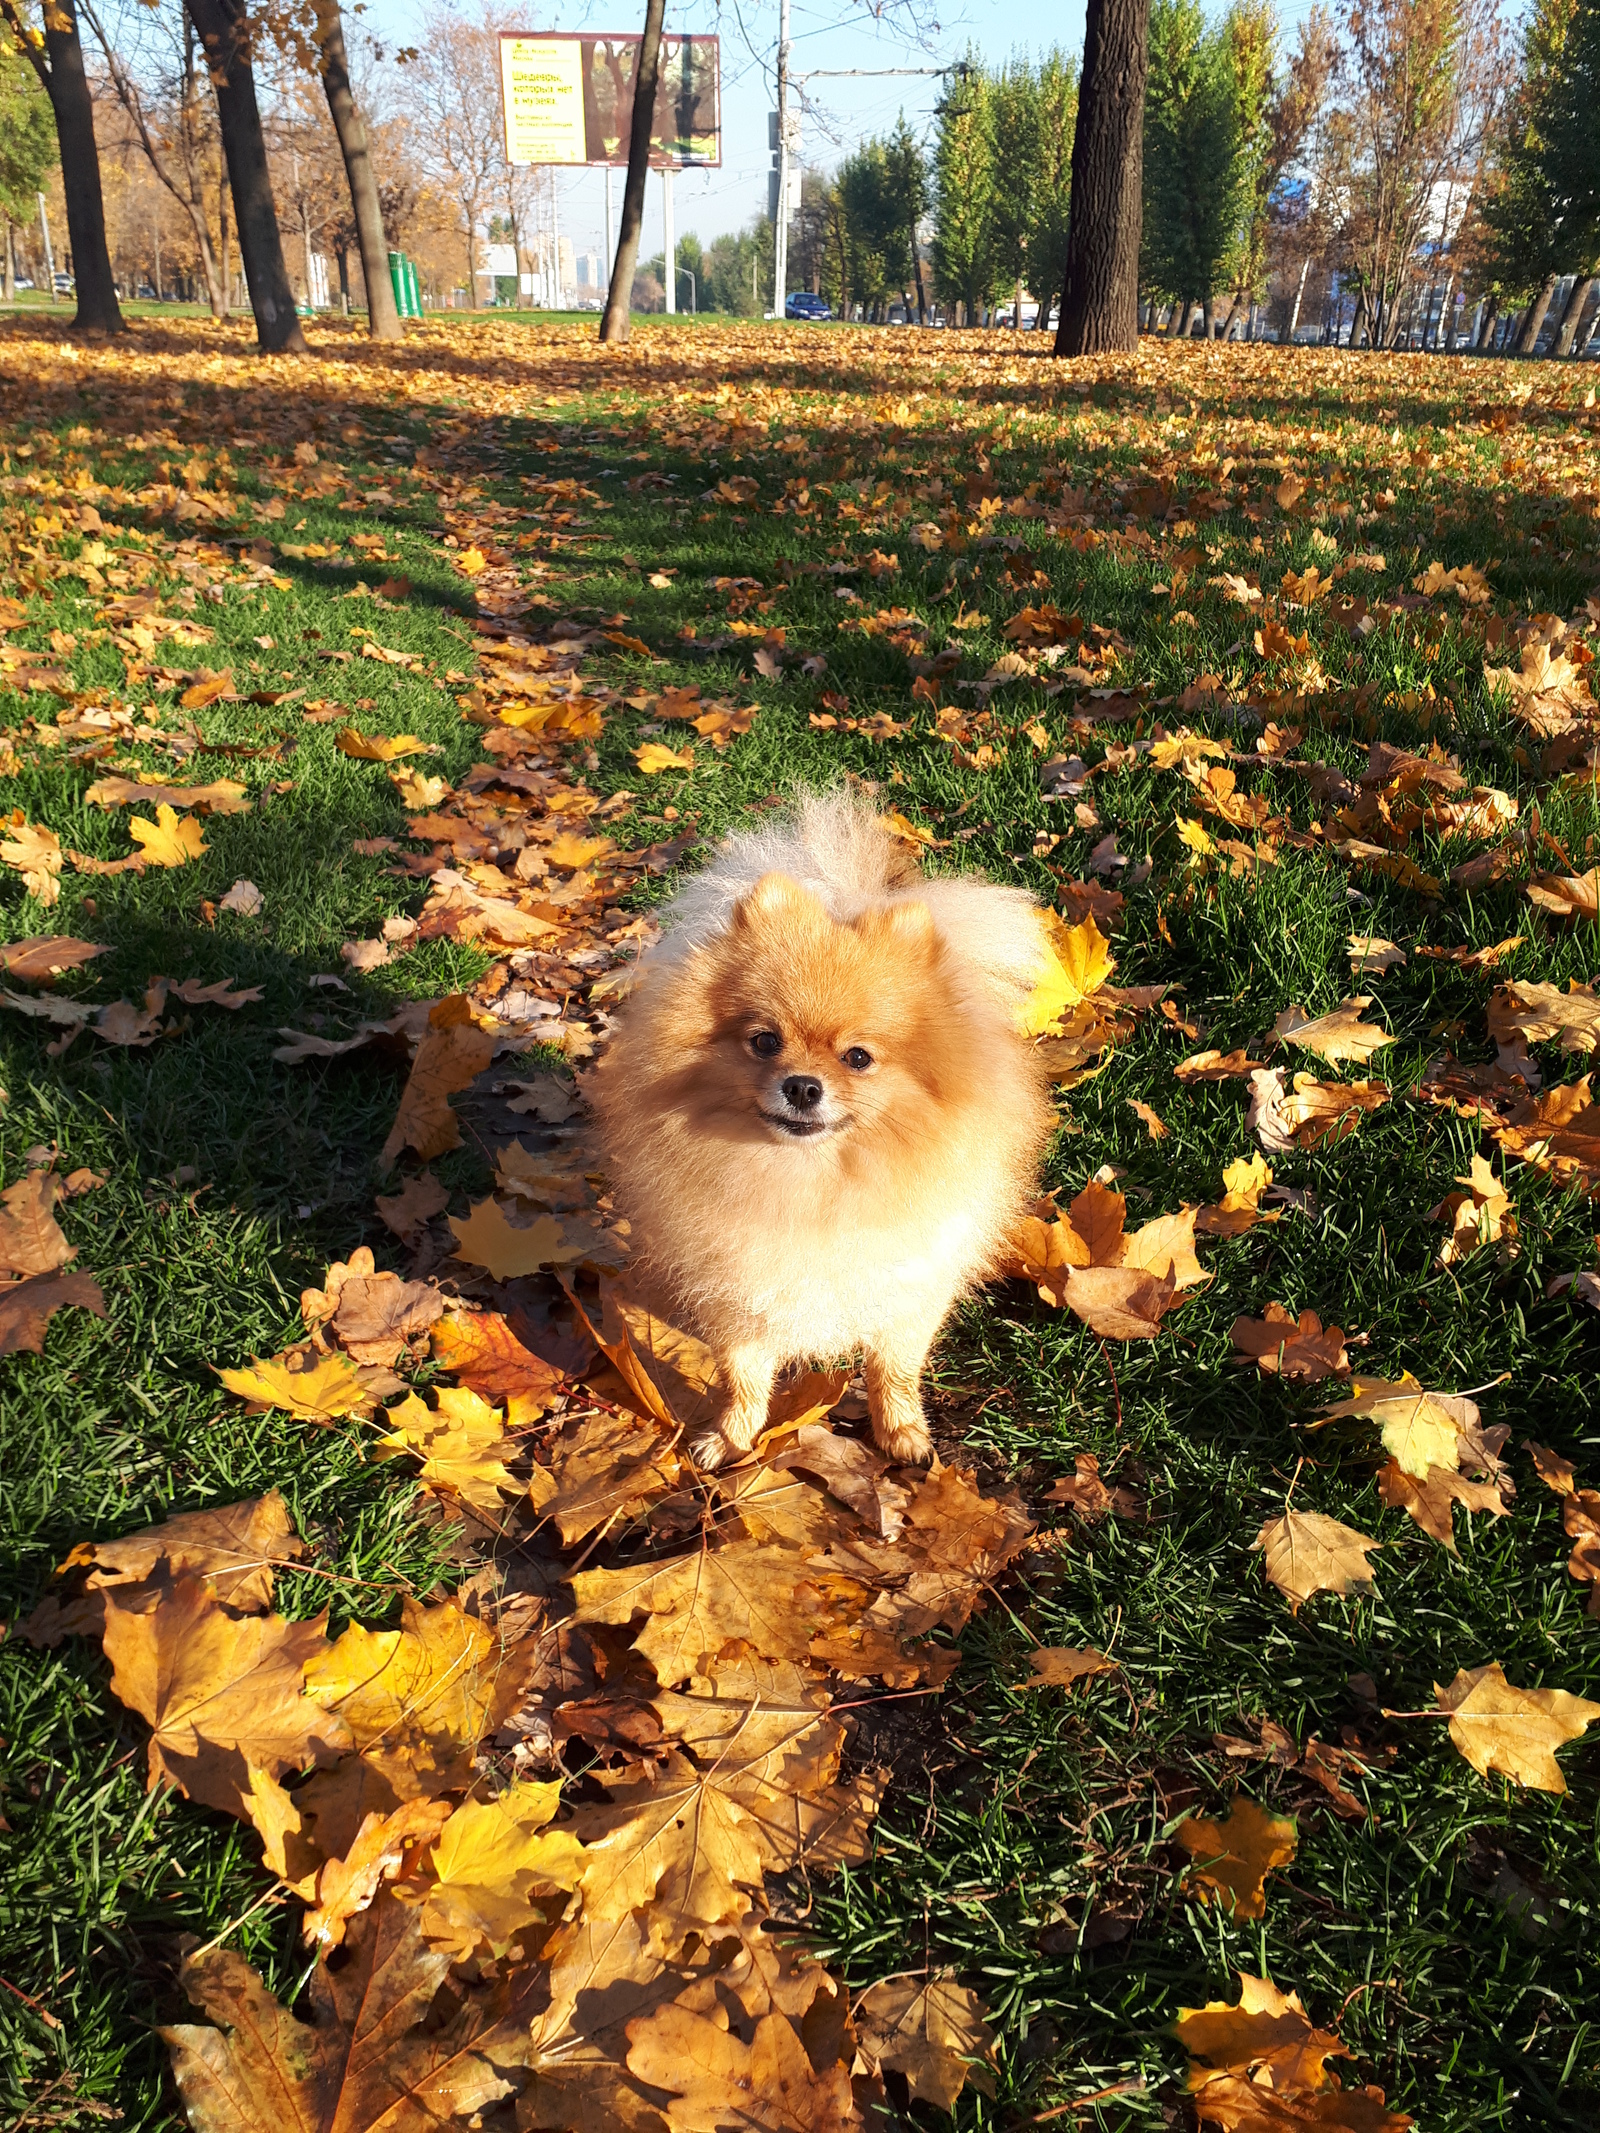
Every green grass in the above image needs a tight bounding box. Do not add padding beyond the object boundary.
[1,311,1598,2128]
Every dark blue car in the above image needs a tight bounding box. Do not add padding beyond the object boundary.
[785,292,832,321]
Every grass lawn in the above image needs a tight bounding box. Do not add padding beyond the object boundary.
[0,310,1598,2132]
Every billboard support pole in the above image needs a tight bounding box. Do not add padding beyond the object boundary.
[773,0,790,316]
[663,165,675,314]
[551,170,563,307]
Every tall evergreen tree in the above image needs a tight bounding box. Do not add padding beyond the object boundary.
[1028,51,1079,326]
[990,59,1042,319]
[883,114,930,320]
[1142,0,1248,325]
[1479,0,1582,348]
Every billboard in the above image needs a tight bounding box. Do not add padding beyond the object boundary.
[499,33,721,168]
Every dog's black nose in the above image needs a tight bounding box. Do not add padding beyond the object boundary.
[781,1075,823,1111]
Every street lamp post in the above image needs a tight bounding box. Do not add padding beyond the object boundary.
[683,268,696,314]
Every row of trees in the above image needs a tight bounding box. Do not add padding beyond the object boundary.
[779,0,1600,355]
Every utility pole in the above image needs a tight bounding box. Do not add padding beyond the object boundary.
[772,0,791,315]
[662,166,675,314]
[604,167,614,295]
[551,170,562,308]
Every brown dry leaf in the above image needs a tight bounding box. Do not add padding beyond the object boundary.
[86,775,250,815]
[1565,1491,1600,1612]
[1129,1097,1169,1139]
[1347,936,1406,975]
[130,803,208,867]
[380,995,497,1165]
[449,1200,609,1280]
[569,1539,849,1689]
[1435,1661,1600,1794]
[57,1489,298,1615]
[1247,1069,1390,1153]
[301,1796,453,1949]
[1273,998,1393,1066]
[1254,1509,1380,1613]
[167,977,264,1009]
[1062,1263,1181,1340]
[1193,2075,1414,2129]
[1487,979,1600,1059]
[1176,1796,1298,1920]
[430,1308,564,1413]
[624,2001,854,2132]
[1176,1048,1265,1082]
[0,1170,74,1277]
[854,1975,998,2111]
[1022,1646,1116,1689]
[0,1266,108,1357]
[1430,1154,1516,1265]
[162,1897,522,2131]
[1232,1304,1350,1382]
[1176,1971,1349,2095]
[1527,869,1600,922]
[1525,1440,1577,1495]
[101,1576,350,1816]
[373,1388,518,1512]
[303,1597,505,1776]
[331,1273,442,1367]
[537,1409,681,1544]
[1377,1459,1509,1553]
[0,816,64,904]
[374,1172,449,1242]
[0,935,107,984]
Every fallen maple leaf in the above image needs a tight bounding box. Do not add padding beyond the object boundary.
[635,741,694,774]
[331,1273,441,1366]
[336,727,435,761]
[1524,1440,1576,1495]
[1176,1796,1298,1919]
[534,1409,681,1544]
[1177,1048,1266,1082]
[1020,911,1114,1035]
[1488,978,1600,1059]
[1063,1263,1181,1339]
[0,935,107,984]
[1430,1154,1516,1265]
[380,994,497,1165]
[430,1308,564,1412]
[102,1576,349,1815]
[854,1975,998,2111]
[163,1899,523,2130]
[448,1200,600,1280]
[0,1266,107,1357]
[1317,1376,1476,1479]
[304,1597,504,1777]
[416,1780,586,1958]
[1273,998,1393,1066]
[1347,936,1405,974]
[1233,1305,1349,1382]
[1176,1971,1349,2095]
[1377,1459,1509,1552]
[301,1795,453,1947]
[1247,1069,1390,1152]
[1022,1646,1116,1689]
[217,1350,375,1424]
[1197,1153,1279,1236]
[1435,1661,1600,1794]
[86,775,249,815]
[0,1170,75,1277]
[1254,1509,1380,1613]
[625,2000,855,2132]
[374,1387,517,1512]
[571,1541,847,1690]
[1129,1097,1168,1139]
[0,815,63,903]
[375,1172,449,1241]
[219,878,263,916]
[130,803,208,867]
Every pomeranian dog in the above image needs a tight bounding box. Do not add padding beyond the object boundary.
[592,790,1053,1468]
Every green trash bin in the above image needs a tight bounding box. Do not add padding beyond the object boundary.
[403,257,422,318]
[388,249,408,319]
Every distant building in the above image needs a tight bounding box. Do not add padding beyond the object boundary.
[575,251,602,289]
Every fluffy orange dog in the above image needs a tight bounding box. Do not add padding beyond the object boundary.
[592,791,1053,1468]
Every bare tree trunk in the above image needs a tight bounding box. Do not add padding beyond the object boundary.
[1474,291,1498,348]
[218,177,230,316]
[313,0,400,341]
[911,232,928,324]
[1,0,124,333]
[1286,254,1311,341]
[1014,275,1023,331]
[1553,275,1596,358]
[599,0,667,344]
[3,222,12,303]
[1054,0,1150,355]
[184,0,307,353]
[1515,273,1558,356]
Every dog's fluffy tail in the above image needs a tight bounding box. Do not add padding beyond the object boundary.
[652,787,1049,1011]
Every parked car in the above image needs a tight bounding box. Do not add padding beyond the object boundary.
[784,291,832,321]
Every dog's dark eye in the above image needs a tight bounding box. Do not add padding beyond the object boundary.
[750,1030,782,1058]
[843,1046,873,1071]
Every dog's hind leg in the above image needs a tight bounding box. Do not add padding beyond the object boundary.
[688,1342,777,1470]
[862,1320,938,1466]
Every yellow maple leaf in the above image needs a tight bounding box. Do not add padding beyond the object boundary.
[372,1387,517,1510]
[336,728,435,762]
[634,741,694,774]
[418,1780,586,1957]
[1018,912,1113,1036]
[455,546,488,576]
[129,803,207,867]
[302,1596,501,1768]
[216,1351,375,1423]
[0,815,64,904]
[448,1200,594,1281]
[1175,1796,1297,1919]
[1436,1662,1600,1794]
[1176,816,1216,859]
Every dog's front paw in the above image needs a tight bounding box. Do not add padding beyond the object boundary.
[872,1410,934,1467]
[687,1426,733,1471]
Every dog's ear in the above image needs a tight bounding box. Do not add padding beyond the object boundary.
[853,898,937,953]
[732,872,826,929]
